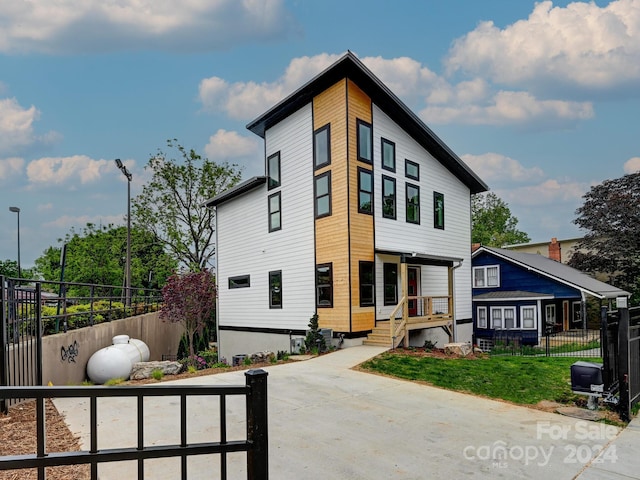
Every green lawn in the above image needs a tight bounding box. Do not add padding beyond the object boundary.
[360,353,594,405]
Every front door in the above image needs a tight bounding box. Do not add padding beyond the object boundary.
[408,267,419,316]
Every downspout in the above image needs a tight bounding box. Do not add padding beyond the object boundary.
[451,260,463,342]
[213,205,221,358]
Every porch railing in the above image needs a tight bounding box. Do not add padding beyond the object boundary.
[389,295,453,348]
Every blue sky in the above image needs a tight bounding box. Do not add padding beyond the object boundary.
[1,0,639,268]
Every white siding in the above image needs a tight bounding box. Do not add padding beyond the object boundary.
[372,105,473,320]
[216,104,315,330]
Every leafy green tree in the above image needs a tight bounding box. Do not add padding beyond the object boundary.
[0,260,35,279]
[132,139,242,271]
[472,192,530,247]
[568,171,640,303]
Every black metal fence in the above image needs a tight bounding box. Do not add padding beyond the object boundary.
[613,305,640,421]
[488,328,602,358]
[0,369,269,480]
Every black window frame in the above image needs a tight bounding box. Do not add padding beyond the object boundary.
[314,171,332,219]
[358,167,373,215]
[229,275,250,289]
[359,261,375,307]
[406,183,420,224]
[267,151,281,190]
[405,159,419,181]
[269,270,282,309]
[383,263,398,306]
[382,175,396,220]
[316,263,333,308]
[434,191,445,229]
[357,119,373,164]
[381,138,396,172]
[268,191,282,232]
[313,124,331,170]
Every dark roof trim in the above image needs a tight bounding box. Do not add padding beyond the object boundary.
[376,249,462,266]
[246,52,488,194]
[473,290,555,301]
[204,176,267,208]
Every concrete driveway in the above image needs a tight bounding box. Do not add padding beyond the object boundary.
[54,346,623,479]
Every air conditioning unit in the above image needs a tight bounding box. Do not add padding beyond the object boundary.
[320,328,333,351]
[290,337,304,354]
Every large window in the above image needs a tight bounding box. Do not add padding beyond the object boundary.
[314,172,331,218]
[267,151,281,189]
[521,306,536,329]
[269,270,282,309]
[477,307,487,328]
[473,266,499,288]
[357,119,372,163]
[381,138,395,172]
[316,263,333,308]
[434,192,445,229]
[229,275,250,289]
[268,192,281,232]
[383,263,398,306]
[382,175,396,219]
[358,168,373,214]
[406,183,420,224]
[314,124,331,169]
[359,261,375,307]
[491,307,516,329]
[405,159,419,180]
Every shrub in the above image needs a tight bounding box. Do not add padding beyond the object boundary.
[304,313,326,353]
[151,369,164,381]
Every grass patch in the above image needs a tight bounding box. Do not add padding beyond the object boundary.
[361,353,592,405]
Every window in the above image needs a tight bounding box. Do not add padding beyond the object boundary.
[357,119,372,163]
[267,152,281,189]
[545,304,556,327]
[381,138,395,172]
[473,266,500,288]
[382,175,396,219]
[522,306,536,329]
[477,307,487,328]
[434,192,444,229]
[359,261,375,307]
[491,307,516,329]
[405,159,419,180]
[314,172,331,218]
[406,183,420,224]
[229,275,250,289]
[383,263,398,305]
[314,124,330,169]
[358,168,373,214]
[269,270,282,309]
[268,192,281,232]
[316,263,333,307]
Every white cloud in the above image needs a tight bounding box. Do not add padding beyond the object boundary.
[0,0,297,54]
[462,153,545,184]
[0,157,25,180]
[26,155,114,185]
[445,0,640,95]
[204,129,260,161]
[0,98,40,153]
[623,156,640,173]
[43,214,123,230]
[501,179,587,207]
[37,203,54,212]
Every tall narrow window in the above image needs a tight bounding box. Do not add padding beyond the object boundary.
[358,168,373,214]
[357,119,372,163]
[405,159,419,180]
[359,261,375,307]
[383,263,398,305]
[491,308,502,329]
[477,307,487,328]
[381,138,395,172]
[267,152,281,189]
[504,308,515,329]
[434,192,444,229]
[316,263,333,308]
[314,124,330,169]
[268,192,281,232]
[269,270,282,309]
[382,175,396,219]
[522,307,536,329]
[314,172,331,218]
[406,184,420,224]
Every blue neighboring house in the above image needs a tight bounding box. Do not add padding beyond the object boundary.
[471,246,629,350]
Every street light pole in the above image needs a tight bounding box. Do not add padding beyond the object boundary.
[8,206,21,279]
[114,159,132,307]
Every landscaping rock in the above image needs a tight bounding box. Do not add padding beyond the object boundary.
[130,360,183,380]
[250,351,275,363]
[443,342,472,357]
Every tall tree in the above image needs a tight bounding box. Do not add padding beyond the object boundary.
[472,192,530,247]
[132,140,242,271]
[568,171,640,302]
[0,260,35,279]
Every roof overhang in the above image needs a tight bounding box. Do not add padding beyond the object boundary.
[376,249,463,267]
[473,291,555,302]
[204,176,267,208]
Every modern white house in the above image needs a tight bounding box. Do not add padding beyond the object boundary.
[206,52,488,361]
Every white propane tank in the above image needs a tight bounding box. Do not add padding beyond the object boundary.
[86,335,150,384]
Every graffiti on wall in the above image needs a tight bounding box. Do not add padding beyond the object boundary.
[61,340,79,363]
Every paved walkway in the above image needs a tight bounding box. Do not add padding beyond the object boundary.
[54,346,637,479]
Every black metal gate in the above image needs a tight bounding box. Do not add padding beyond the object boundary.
[1,276,43,413]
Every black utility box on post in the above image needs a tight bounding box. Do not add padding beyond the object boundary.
[571,361,604,395]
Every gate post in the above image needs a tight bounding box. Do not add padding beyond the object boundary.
[617,297,630,422]
[246,369,268,479]
[0,275,7,413]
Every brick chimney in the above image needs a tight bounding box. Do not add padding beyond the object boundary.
[548,237,561,262]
